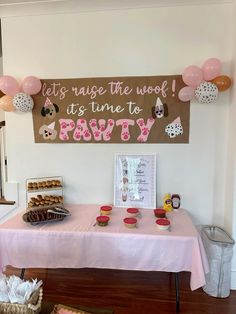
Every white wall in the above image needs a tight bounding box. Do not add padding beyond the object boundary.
[0,3,233,226]
[0,57,4,120]
[225,1,236,290]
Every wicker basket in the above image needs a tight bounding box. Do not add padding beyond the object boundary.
[0,288,43,314]
[51,304,92,314]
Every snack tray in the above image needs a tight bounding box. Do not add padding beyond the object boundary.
[26,176,63,211]
[23,206,70,225]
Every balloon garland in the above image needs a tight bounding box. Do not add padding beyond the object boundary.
[13,93,34,112]
[179,58,232,103]
[0,62,231,112]
[0,76,42,112]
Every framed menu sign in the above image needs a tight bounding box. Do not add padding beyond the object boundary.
[114,153,156,209]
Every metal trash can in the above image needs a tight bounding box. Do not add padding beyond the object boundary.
[201,225,235,298]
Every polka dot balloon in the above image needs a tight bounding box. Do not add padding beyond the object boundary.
[195,82,218,104]
[13,92,34,112]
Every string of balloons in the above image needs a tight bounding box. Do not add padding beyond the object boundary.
[0,76,42,112]
[0,62,231,112]
[178,58,232,103]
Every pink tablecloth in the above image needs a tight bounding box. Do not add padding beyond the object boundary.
[0,204,209,290]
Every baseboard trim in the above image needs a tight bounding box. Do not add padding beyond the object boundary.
[231,270,236,290]
[0,203,17,221]
[0,198,15,205]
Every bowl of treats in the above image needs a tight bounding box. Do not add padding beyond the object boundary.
[156,218,170,231]
[96,215,110,226]
[127,207,139,217]
[154,208,166,218]
[100,205,112,215]
[123,217,137,228]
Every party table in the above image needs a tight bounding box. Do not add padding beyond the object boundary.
[0,205,209,311]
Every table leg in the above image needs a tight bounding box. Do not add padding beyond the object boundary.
[20,268,25,279]
[175,272,180,312]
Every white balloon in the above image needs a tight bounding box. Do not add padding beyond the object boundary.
[195,82,218,104]
[13,93,34,112]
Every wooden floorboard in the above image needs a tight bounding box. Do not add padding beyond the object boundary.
[5,267,236,314]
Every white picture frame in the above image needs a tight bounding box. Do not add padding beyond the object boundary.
[114,153,156,209]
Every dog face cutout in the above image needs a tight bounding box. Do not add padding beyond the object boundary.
[152,97,168,119]
[165,117,183,138]
[41,103,59,119]
[39,124,57,140]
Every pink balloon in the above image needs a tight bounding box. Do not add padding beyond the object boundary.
[182,65,203,88]
[0,76,20,96]
[22,76,42,95]
[178,86,195,102]
[202,58,222,81]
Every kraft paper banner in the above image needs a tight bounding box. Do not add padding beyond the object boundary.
[32,75,190,143]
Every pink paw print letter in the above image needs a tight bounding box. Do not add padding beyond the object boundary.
[89,119,114,141]
[73,119,91,141]
[116,119,135,141]
[59,119,75,141]
[136,118,155,142]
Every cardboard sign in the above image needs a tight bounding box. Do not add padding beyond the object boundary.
[32,75,190,143]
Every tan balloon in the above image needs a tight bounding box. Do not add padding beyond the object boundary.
[211,75,232,92]
[0,95,15,112]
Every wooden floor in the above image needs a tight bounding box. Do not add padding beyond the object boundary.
[5,267,236,314]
